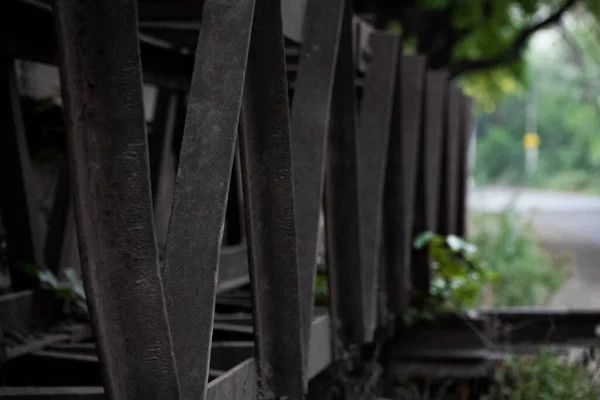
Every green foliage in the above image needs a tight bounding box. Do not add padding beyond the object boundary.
[493,347,600,399]
[376,0,600,108]
[18,263,88,317]
[0,228,87,315]
[314,268,328,307]
[405,232,498,325]
[469,209,568,307]
[475,11,600,191]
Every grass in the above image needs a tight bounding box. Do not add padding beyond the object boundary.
[468,208,569,307]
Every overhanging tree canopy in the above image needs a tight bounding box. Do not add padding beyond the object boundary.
[354,0,600,107]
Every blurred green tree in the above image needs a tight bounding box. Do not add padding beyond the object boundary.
[475,10,600,192]
[354,0,600,108]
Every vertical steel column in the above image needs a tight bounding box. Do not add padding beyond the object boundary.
[437,85,462,236]
[324,0,364,347]
[411,71,448,295]
[289,0,344,370]
[383,54,426,315]
[52,0,180,398]
[239,0,304,396]
[456,94,473,238]
[356,33,400,342]
[160,1,256,399]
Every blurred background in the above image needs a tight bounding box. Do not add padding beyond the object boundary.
[354,0,600,310]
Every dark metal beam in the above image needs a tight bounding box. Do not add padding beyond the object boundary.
[239,0,305,395]
[410,71,448,295]
[456,94,473,238]
[325,0,365,348]
[289,0,344,371]
[206,359,256,400]
[216,245,249,294]
[148,90,180,260]
[0,52,44,288]
[52,0,181,398]
[43,163,70,273]
[383,54,426,315]
[0,387,104,399]
[487,309,600,346]
[437,85,462,236]
[159,0,256,398]
[356,33,401,341]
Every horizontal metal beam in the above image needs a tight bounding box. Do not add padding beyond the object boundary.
[486,309,600,346]
[0,387,104,399]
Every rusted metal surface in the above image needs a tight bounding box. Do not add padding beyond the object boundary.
[357,33,401,342]
[456,95,473,238]
[159,0,256,398]
[52,0,181,398]
[239,0,304,395]
[383,54,426,315]
[437,85,462,235]
[411,71,448,295]
[289,0,344,370]
[324,0,365,348]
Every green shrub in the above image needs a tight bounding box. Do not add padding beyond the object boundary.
[493,347,600,399]
[469,209,568,307]
[406,232,498,325]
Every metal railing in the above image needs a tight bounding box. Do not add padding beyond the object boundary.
[0,0,476,398]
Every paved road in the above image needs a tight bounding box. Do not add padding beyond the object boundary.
[469,186,600,309]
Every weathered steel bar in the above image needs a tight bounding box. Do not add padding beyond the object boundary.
[0,387,105,399]
[43,163,71,273]
[159,0,256,398]
[306,309,334,379]
[216,245,249,294]
[289,0,344,370]
[238,0,305,395]
[206,359,257,400]
[324,0,365,347]
[487,309,600,346]
[410,71,448,295]
[357,33,401,341]
[52,0,181,398]
[0,55,44,289]
[437,85,462,235]
[383,54,426,315]
[456,94,473,238]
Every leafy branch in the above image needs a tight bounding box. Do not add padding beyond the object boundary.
[405,232,499,326]
[450,0,579,76]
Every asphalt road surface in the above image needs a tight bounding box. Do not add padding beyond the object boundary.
[469,186,600,309]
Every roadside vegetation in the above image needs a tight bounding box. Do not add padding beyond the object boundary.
[469,209,570,307]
